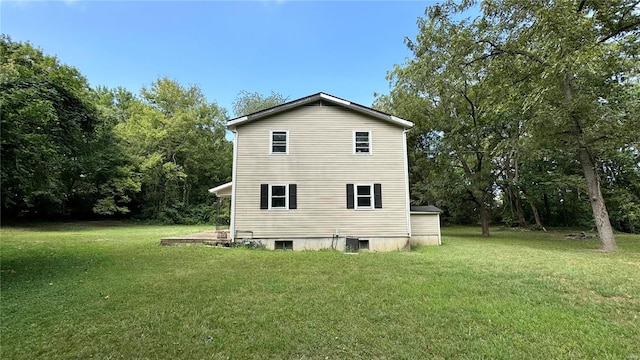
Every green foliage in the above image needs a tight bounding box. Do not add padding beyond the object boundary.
[478,0,639,244]
[0,35,138,219]
[600,146,640,232]
[1,223,639,358]
[378,6,507,235]
[380,1,640,237]
[1,37,230,223]
[114,77,232,222]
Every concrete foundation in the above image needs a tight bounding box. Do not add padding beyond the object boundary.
[253,236,411,252]
[409,235,441,246]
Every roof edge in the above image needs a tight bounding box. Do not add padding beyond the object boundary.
[410,205,443,213]
[226,92,413,129]
[208,182,233,194]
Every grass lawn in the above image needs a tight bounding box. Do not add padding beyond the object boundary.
[1,222,639,359]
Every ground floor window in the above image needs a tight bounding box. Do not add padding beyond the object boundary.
[271,185,287,209]
[356,185,372,209]
[346,183,382,209]
[260,184,297,210]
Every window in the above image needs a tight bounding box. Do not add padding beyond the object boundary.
[353,131,371,154]
[356,185,372,208]
[345,238,369,252]
[271,130,288,154]
[346,183,382,209]
[271,185,287,209]
[260,184,297,210]
[275,241,293,250]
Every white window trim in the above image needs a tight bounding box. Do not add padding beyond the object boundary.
[269,184,288,210]
[355,184,374,210]
[270,130,289,155]
[353,130,372,155]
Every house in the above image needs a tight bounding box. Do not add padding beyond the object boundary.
[210,92,441,251]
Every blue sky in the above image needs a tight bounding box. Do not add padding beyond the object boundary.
[2,1,432,116]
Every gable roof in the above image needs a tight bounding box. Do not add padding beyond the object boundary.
[226,92,414,130]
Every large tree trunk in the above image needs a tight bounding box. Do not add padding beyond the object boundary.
[578,146,617,251]
[564,73,616,251]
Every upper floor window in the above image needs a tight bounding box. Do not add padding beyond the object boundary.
[353,131,371,154]
[271,130,288,154]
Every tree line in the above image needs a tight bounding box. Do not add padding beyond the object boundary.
[1,35,287,224]
[375,0,639,250]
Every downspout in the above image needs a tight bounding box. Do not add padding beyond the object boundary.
[402,128,412,238]
[230,129,239,241]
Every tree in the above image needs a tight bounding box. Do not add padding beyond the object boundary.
[378,3,511,236]
[382,1,639,249]
[473,0,640,250]
[91,87,142,215]
[1,36,137,219]
[116,77,232,223]
[232,90,288,117]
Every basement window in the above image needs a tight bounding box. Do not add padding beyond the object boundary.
[274,241,293,250]
[345,237,369,252]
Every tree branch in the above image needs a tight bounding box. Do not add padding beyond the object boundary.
[466,39,547,66]
[598,19,640,44]
[464,51,501,67]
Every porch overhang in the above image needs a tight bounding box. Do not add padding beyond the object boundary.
[209,182,232,198]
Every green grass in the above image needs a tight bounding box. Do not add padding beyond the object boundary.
[1,223,639,359]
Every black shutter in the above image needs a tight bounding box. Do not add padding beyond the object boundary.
[289,184,297,209]
[346,184,354,209]
[374,183,382,208]
[260,184,268,209]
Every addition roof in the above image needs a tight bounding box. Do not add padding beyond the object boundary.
[410,205,443,213]
[225,92,414,130]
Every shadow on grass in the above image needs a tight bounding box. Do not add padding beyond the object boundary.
[439,226,637,253]
[1,220,136,232]
[0,250,115,292]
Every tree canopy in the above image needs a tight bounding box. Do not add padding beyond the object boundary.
[378,0,640,249]
[1,35,136,218]
[1,36,295,225]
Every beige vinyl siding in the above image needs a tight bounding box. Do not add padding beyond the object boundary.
[410,213,441,246]
[234,104,408,238]
[410,213,440,235]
